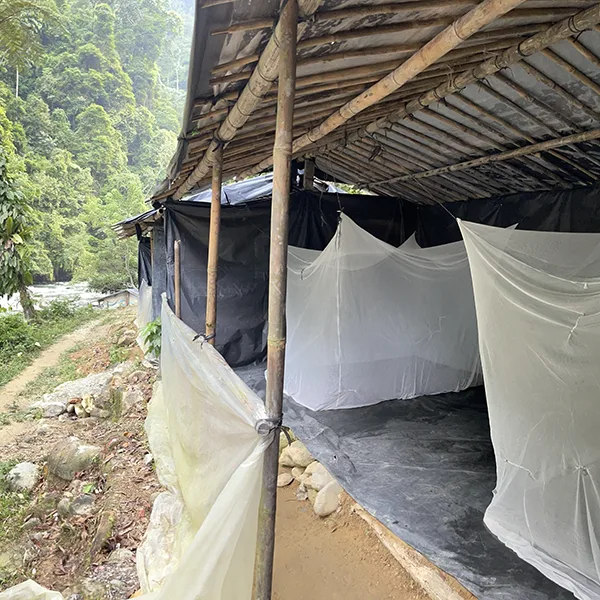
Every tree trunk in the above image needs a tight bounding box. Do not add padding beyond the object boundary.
[19,284,35,321]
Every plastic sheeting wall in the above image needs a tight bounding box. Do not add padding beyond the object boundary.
[163,191,410,366]
[460,221,600,600]
[151,226,167,322]
[136,280,153,352]
[138,238,152,286]
[285,215,482,410]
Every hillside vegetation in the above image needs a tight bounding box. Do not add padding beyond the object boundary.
[0,0,193,293]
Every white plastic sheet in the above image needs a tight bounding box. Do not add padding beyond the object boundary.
[136,280,153,352]
[460,220,600,600]
[0,299,269,600]
[284,214,482,410]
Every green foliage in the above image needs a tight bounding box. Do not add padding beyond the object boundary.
[141,317,161,356]
[109,344,129,364]
[0,301,96,387]
[0,0,192,291]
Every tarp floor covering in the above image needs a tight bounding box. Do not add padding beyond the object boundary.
[236,365,573,600]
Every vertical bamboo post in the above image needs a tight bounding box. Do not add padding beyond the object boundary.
[205,144,223,344]
[174,240,181,318]
[253,0,297,598]
[303,158,315,190]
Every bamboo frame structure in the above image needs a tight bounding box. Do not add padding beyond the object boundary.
[205,144,223,345]
[253,1,297,598]
[303,158,315,189]
[174,240,181,318]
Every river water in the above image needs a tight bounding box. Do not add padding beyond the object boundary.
[0,282,100,312]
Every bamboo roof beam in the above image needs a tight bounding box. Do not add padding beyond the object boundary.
[289,3,600,172]
[542,47,600,97]
[240,0,527,179]
[568,37,600,69]
[370,128,600,185]
[173,0,322,200]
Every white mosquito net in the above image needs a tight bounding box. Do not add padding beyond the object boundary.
[284,214,482,410]
[460,220,600,600]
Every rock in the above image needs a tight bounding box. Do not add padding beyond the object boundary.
[31,400,66,418]
[74,404,89,418]
[305,463,334,492]
[58,495,73,517]
[58,414,69,422]
[90,511,116,557]
[67,403,76,414]
[307,488,318,505]
[313,481,343,517]
[48,437,102,481]
[71,494,95,517]
[279,431,290,455]
[143,453,154,466]
[6,462,40,492]
[291,466,305,480]
[108,547,135,564]
[22,517,41,530]
[304,461,321,475]
[286,441,314,468]
[81,394,95,414]
[36,421,51,436]
[117,330,137,347]
[121,388,144,415]
[89,408,110,419]
[77,577,108,600]
[278,447,295,468]
[112,360,135,376]
[277,473,293,487]
[42,371,114,408]
[0,548,22,574]
[127,370,146,384]
[296,483,308,501]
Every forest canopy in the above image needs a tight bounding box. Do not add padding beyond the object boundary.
[0,0,193,293]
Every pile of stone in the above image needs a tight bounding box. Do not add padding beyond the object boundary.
[278,436,343,518]
[30,363,149,421]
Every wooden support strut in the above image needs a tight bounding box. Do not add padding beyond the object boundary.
[205,144,223,345]
[240,0,528,178]
[368,128,600,186]
[252,0,297,598]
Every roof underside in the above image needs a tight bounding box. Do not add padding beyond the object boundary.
[152,0,600,205]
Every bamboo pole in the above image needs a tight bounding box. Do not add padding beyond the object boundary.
[205,144,223,345]
[371,128,600,185]
[174,240,181,318]
[253,0,297,598]
[285,3,600,171]
[240,0,527,178]
[175,0,321,200]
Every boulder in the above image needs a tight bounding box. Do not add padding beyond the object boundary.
[70,494,95,517]
[41,371,114,409]
[127,370,146,384]
[278,447,295,468]
[286,441,314,468]
[6,462,40,492]
[304,461,321,475]
[57,496,73,518]
[117,330,137,347]
[279,431,290,455]
[277,473,293,487]
[67,403,76,414]
[305,463,334,492]
[74,404,89,418]
[121,388,144,415]
[313,481,343,517]
[291,466,305,479]
[48,437,102,481]
[108,547,135,564]
[31,400,66,418]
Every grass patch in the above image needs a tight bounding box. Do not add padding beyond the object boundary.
[0,300,98,388]
[0,460,31,544]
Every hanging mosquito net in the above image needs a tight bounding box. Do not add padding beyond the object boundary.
[460,220,600,600]
[284,214,482,410]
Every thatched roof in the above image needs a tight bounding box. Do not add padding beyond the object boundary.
[151,0,600,205]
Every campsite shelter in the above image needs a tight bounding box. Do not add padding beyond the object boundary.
[131,2,600,600]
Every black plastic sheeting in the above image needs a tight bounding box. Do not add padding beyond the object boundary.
[416,184,600,247]
[151,225,167,322]
[163,190,410,366]
[235,364,573,600]
[138,238,152,286]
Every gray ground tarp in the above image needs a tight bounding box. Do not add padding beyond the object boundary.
[236,364,573,600]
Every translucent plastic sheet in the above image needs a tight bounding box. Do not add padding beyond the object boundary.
[284,215,482,410]
[136,298,269,599]
[460,220,600,600]
[136,280,153,352]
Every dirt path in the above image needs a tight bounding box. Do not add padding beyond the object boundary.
[273,486,429,600]
[0,320,102,413]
